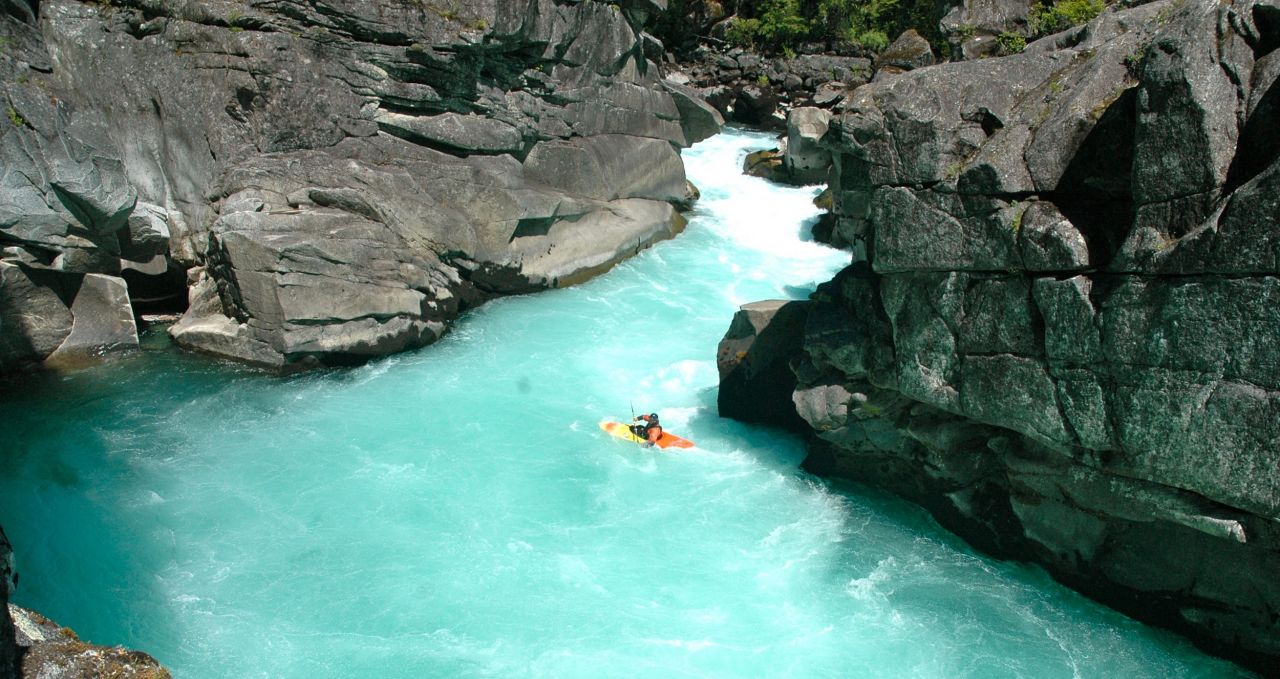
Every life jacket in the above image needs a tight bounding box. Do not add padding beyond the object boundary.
[632,415,661,441]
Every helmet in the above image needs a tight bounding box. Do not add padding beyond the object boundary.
[649,413,659,422]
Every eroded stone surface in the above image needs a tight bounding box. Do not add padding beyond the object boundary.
[0,0,719,371]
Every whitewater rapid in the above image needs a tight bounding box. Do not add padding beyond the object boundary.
[0,130,1250,678]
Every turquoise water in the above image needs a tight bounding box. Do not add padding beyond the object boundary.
[0,130,1251,678]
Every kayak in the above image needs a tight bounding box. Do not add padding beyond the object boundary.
[599,421,695,449]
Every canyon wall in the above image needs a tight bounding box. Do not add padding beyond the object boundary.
[723,0,1280,671]
[0,0,719,372]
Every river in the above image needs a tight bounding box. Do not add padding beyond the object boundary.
[0,129,1250,678]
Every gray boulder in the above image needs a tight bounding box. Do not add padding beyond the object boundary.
[716,300,811,429]
[783,107,832,185]
[524,134,687,203]
[742,147,787,183]
[43,274,138,368]
[872,29,935,73]
[0,262,139,371]
[661,79,725,145]
[169,130,689,369]
[119,202,171,264]
[0,262,74,366]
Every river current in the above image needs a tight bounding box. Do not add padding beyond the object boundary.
[0,130,1251,678]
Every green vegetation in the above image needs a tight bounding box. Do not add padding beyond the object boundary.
[820,0,937,52]
[1030,0,1106,36]
[720,0,942,54]
[7,106,26,128]
[657,0,1108,58]
[1123,48,1144,78]
[1011,204,1030,233]
[855,30,890,52]
[996,31,1026,55]
[725,0,809,51]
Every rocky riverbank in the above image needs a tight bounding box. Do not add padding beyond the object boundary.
[0,0,721,373]
[718,0,1280,672]
[4,527,170,679]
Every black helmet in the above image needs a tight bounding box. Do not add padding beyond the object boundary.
[649,413,659,422]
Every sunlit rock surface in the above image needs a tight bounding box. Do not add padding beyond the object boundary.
[0,0,718,372]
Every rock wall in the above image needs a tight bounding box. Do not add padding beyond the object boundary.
[0,0,720,372]
[723,0,1280,671]
[1,526,14,679]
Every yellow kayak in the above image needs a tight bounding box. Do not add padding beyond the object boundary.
[599,421,695,449]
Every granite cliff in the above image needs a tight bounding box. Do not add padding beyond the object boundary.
[0,0,721,372]
[721,0,1280,671]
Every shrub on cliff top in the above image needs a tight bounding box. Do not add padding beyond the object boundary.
[1030,0,1107,36]
[726,0,811,50]
[721,0,941,54]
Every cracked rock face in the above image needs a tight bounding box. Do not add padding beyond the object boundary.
[1,0,717,371]
[720,0,1280,671]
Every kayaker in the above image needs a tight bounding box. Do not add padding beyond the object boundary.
[631,412,663,447]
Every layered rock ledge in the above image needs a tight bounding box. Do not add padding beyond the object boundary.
[0,0,720,372]
[722,0,1280,672]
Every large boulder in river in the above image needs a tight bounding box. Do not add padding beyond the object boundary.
[0,0,720,372]
[717,300,810,430]
[783,107,832,185]
[739,108,833,187]
[0,263,138,369]
[719,0,1280,670]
